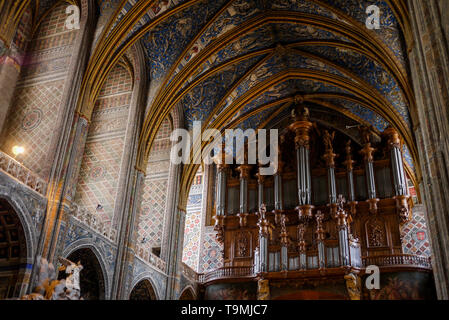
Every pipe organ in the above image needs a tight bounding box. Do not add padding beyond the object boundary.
[205,104,430,300]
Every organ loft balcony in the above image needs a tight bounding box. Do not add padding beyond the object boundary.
[185,110,435,300]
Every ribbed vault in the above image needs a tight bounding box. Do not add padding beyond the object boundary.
[25,0,417,209]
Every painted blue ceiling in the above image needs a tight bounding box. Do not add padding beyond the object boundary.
[141,0,227,81]
[90,0,413,165]
[182,55,265,128]
[321,0,407,66]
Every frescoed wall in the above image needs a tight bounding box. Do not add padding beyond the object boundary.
[182,171,204,271]
[74,62,133,230]
[270,279,349,300]
[363,271,436,300]
[1,2,79,179]
[204,282,257,300]
[136,117,172,256]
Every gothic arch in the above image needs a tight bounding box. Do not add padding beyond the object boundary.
[62,242,110,300]
[129,273,161,300]
[129,278,158,301]
[179,286,197,300]
[0,197,35,298]
[0,192,37,265]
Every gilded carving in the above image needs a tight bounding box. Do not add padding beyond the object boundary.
[367,217,387,247]
[257,279,270,300]
[344,273,361,300]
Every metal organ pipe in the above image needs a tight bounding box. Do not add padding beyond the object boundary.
[384,127,410,222]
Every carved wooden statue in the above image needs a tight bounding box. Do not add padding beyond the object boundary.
[257,279,270,300]
[344,273,361,300]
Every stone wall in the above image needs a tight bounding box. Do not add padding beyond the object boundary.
[408,0,449,299]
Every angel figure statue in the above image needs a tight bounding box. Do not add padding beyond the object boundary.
[59,257,84,298]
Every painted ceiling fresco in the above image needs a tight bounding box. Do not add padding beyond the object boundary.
[37,0,413,168]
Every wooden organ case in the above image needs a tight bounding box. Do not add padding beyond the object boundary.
[200,104,434,300]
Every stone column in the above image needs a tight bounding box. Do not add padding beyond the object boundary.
[407,0,449,299]
[165,207,186,299]
[112,169,145,299]
[359,127,379,214]
[0,42,21,133]
[289,103,314,219]
[384,127,410,222]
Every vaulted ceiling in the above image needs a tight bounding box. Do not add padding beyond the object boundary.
[33,0,416,205]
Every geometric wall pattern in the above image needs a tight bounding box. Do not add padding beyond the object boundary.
[401,205,432,258]
[199,231,223,273]
[137,179,168,251]
[74,63,133,230]
[182,209,202,270]
[182,173,203,272]
[136,118,172,256]
[182,167,224,274]
[0,3,78,180]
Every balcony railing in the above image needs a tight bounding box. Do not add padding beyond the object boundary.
[69,203,117,242]
[198,266,255,283]
[182,263,199,282]
[136,246,167,273]
[0,150,47,195]
[196,254,432,284]
[363,254,432,269]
